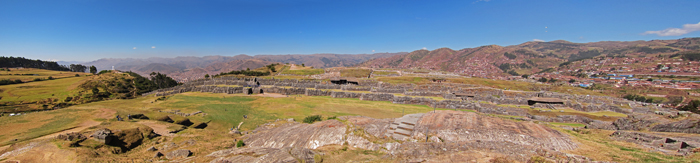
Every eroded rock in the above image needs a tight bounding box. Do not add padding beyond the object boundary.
[166,149,192,160]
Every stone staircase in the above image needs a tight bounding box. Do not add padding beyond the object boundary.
[385,113,424,140]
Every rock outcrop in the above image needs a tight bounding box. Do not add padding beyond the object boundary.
[245,120,346,149]
[166,149,192,159]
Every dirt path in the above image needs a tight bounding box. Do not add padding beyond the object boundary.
[256,93,287,98]
[137,121,174,137]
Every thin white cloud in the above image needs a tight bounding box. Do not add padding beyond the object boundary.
[422,47,427,50]
[152,46,156,49]
[372,50,375,52]
[474,0,491,3]
[643,22,700,36]
[533,39,545,42]
[133,47,137,49]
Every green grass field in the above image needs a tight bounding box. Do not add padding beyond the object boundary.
[282,69,324,75]
[340,68,372,78]
[155,93,455,131]
[0,68,89,82]
[0,107,90,146]
[372,71,399,76]
[0,76,87,104]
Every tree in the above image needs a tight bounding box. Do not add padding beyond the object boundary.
[657,64,664,69]
[150,72,178,89]
[678,100,700,114]
[301,63,305,67]
[0,56,70,71]
[89,66,97,74]
[204,74,210,79]
[538,77,548,83]
[69,64,87,72]
[521,74,530,79]
[246,68,250,71]
[568,79,576,83]
[92,87,100,94]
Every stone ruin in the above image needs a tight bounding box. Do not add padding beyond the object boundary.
[142,77,697,135]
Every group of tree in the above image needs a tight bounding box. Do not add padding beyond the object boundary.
[76,71,179,102]
[266,63,279,72]
[69,64,88,72]
[623,94,655,103]
[504,52,517,59]
[150,72,178,89]
[0,79,23,85]
[0,56,70,71]
[213,69,271,78]
[669,50,700,61]
[678,100,700,114]
[538,77,558,83]
[0,56,101,74]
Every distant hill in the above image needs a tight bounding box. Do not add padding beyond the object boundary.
[81,52,406,81]
[359,38,700,77]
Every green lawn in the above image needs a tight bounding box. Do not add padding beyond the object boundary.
[282,69,324,75]
[340,69,373,78]
[0,76,87,103]
[153,93,457,131]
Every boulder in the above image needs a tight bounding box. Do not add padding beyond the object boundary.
[173,117,194,126]
[109,128,149,150]
[56,132,87,141]
[91,128,113,144]
[191,122,208,129]
[156,115,174,123]
[130,114,149,119]
[166,149,192,159]
[146,146,157,152]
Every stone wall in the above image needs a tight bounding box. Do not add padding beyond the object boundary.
[305,89,332,96]
[371,88,406,94]
[331,92,361,99]
[262,87,306,95]
[392,96,436,105]
[359,93,394,102]
[341,85,371,91]
[404,91,445,97]
[315,84,341,90]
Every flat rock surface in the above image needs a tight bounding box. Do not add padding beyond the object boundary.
[245,120,346,149]
[414,110,577,151]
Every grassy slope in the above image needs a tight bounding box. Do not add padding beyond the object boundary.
[0,68,89,82]
[341,68,373,78]
[0,76,88,104]
[0,107,92,146]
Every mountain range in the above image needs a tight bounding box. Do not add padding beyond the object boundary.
[81,53,406,81]
[359,38,700,77]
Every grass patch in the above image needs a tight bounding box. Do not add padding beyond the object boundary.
[340,68,372,78]
[549,122,586,127]
[282,69,324,75]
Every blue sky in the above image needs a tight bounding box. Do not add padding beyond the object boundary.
[1,0,699,62]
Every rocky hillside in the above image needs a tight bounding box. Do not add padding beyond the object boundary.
[359,38,700,77]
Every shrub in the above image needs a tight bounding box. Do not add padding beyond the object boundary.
[75,74,80,77]
[48,76,54,80]
[303,115,323,124]
[33,78,42,81]
[327,116,337,120]
[236,140,245,147]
